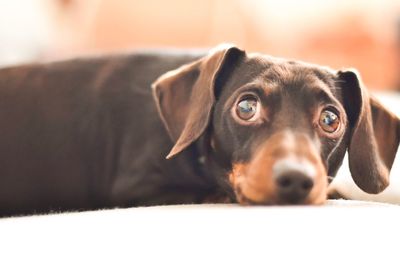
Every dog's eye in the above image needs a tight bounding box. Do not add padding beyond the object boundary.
[236,97,259,121]
[319,110,340,133]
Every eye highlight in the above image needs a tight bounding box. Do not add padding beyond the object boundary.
[319,109,340,133]
[235,96,259,121]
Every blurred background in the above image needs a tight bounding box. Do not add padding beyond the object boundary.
[1,0,400,91]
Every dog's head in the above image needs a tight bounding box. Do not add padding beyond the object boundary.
[152,44,400,205]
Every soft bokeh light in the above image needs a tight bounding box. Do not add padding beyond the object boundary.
[0,0,399,90]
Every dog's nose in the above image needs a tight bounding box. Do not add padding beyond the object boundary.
[273,159,315,204]
[275,171,314,203]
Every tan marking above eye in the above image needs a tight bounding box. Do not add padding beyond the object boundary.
[319,109,340,133]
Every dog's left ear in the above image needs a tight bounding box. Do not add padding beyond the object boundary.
[152,44,244,158]
[338,69,400,194]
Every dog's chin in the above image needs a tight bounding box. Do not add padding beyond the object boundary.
[234,186,327,206]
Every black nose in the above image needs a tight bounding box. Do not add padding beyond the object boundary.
[275,171,314,204]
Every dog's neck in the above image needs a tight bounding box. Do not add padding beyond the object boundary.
[194,134,236,200]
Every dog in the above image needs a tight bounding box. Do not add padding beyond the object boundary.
[0,44,398,216]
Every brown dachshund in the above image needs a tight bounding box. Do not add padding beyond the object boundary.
[0,45,399,216]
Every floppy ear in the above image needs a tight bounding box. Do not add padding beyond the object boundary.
[152,44,244,159]
[338,69,400,194]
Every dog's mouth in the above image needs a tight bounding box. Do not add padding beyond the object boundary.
[234,186,274,205]
[234,185,325,206]
[228,158,327,206]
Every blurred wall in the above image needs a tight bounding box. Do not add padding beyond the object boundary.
[0,0,52,66]
[1,0,400,90]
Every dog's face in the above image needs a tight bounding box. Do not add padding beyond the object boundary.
[210,55,348,205]
[153,45,400,205]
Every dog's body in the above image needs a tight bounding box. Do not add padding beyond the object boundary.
[0,51,223,216]
[0,45,399,216]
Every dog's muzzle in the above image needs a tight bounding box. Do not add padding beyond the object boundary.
[229,131,327,205]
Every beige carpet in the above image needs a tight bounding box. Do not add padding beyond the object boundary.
[1,200,399,263]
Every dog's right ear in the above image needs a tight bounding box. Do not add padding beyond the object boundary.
[338,69,400,194]
[152,44,244,159]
